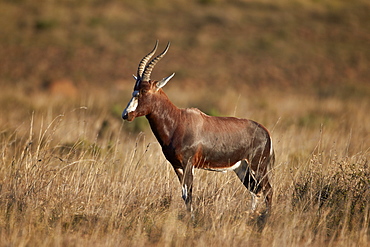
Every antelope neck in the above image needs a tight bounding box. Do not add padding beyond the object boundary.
[145,91,181,146]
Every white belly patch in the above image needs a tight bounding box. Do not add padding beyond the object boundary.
[202,160,242,173]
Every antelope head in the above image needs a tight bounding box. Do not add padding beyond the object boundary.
[122,41,175,121]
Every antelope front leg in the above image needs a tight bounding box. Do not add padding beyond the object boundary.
[175,164,194,212]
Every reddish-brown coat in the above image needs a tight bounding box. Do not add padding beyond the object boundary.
[122,42,274,213]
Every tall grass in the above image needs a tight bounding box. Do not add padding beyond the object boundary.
[0,87,368,246]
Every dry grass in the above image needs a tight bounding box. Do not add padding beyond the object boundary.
[0,0,369,246]
[0,86,369,246]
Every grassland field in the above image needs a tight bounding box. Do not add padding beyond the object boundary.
[0,0,369,246]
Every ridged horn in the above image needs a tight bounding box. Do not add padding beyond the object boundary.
[142,42,170,82]
[137,40,158,79]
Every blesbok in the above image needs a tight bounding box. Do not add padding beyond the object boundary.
[122,41,275,213]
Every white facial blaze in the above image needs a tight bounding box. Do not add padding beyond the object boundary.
[122,91,139,117]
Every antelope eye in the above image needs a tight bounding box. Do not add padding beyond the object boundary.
[141,89,148,94]
[132,91,140,97]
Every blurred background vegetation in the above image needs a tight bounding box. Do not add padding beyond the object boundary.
[1,0,369,153]
[1,0,369,93]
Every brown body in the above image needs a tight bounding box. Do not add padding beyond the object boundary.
[122,42,274,213]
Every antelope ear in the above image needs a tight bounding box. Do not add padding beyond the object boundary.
[133,75,138,80]
[156,73,175,90]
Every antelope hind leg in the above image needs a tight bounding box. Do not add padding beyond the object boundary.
[233,160,261,211]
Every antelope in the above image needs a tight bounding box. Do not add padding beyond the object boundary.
[122,41,275,213]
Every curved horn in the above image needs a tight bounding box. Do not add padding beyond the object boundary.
[142,42,170,82]
[137,40,158,79]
